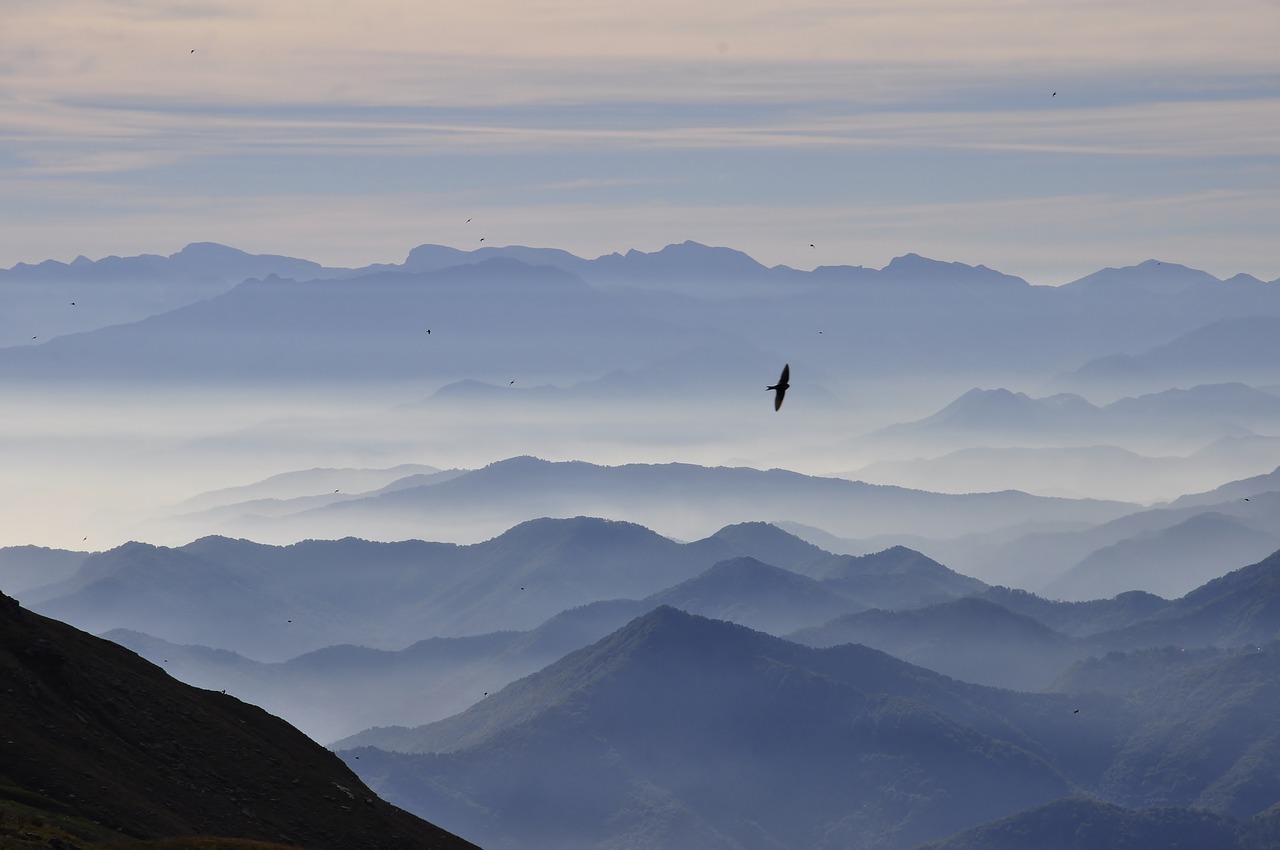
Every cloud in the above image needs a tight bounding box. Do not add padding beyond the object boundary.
[3,0,1277,279]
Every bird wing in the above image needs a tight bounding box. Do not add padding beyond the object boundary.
[780,363,790,384]
[774,388,786,411]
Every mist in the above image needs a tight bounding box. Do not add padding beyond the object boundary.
[5,240,1280,850]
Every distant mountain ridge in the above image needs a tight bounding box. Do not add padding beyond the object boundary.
[23,516,914,658]
[6,241,1280,390]
[192,455,1135,547]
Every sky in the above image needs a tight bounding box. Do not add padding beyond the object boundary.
[2,0,1278,284]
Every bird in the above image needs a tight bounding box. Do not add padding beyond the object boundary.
[809,243,815,248]
[426,329,431,334]
[1073,708,1079,714]
[190,49,195,54]
[767,364,790,411]
[1052,91,1056,97]
[509,380,515,385]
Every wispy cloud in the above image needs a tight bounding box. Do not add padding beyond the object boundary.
[2,0,1277,276]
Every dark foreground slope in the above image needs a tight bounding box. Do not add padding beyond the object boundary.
[0,590,477,850]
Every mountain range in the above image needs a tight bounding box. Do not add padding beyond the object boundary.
[6,241,1280,393]
[7,508,1280,847]
[337,602,1280,850]
[147,455,1136,549]
[5,240,1280,556]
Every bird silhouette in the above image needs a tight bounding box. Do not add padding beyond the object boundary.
[767,364,790,411]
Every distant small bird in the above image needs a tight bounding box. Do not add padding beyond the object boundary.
[1052,91,1056,97]
[70,301,76,306]
[334,489,340,493]
[767,364,790,411]
[1244,497,1251,501]
[809,243,815,248]
[190,49,195,53]
[466,218,471,222]
[480,237,485,242]
[426,329,431,334]
[509,380,515,385]
[1073,708,1079,714]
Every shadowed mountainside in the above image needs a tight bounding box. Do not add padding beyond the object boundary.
[0,590,476,850]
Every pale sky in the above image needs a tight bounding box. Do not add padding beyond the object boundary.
[3,0,1278,283]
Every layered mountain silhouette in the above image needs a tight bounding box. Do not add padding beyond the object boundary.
[1059,316,1280,396]
[0,589,475,849]
[170,455,1134,547]
[336,604,1280,850]
[7,243,1280,392]
[338,607,1080,850]
[789,596,1080,690]
[0,242,340,347]
[21,517,876,658]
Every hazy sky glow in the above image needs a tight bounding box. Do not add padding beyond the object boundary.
[3,0,1278,281]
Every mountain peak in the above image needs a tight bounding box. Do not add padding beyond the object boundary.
[171,241,251,260]
[880,254,1028,287]
[1062,259,1219,293]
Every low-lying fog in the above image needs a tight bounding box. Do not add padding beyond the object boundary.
[5,372,1277,552]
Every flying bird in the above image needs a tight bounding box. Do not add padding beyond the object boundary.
[767,364,790,411]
